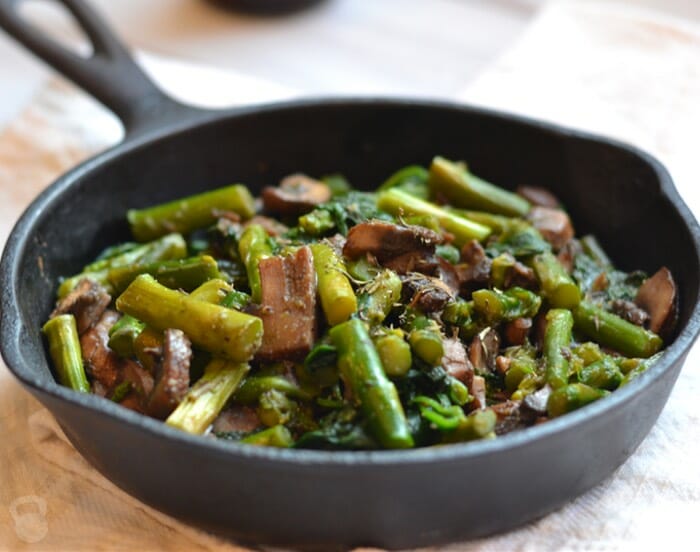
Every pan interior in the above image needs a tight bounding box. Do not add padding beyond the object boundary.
[8,101,700,387]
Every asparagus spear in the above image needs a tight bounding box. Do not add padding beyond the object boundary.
[116,274,263,362]
[190,278,234,304]
[378,165,430,199]
[42,314,90,392]
[406,312,444,367]
[547,383,609,418]
[234,375,312,403]
[166,359,249,434]
[428,156,531,217]
[310,243,357,326]
[573,301,663,358]
[329,319,414,449]
[238,224,273,303]
[577,356,622,390]
[373,329,412,377]
[529,251,581,309]
[472,287,542,323]
[107,314,145,357]
[128,184,256,241]
[376,188,491,245]
[241,425,294,447]
[107,255,222,294]
[543,308,574,389]
[58,233,188,298]
[357,270,402,325]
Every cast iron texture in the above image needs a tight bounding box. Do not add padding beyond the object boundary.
[1,1,700,549]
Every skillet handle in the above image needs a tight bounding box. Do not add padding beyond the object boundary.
[0,0,206,136]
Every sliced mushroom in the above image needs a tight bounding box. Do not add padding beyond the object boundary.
[522,385,552,416]
[343,221,441,262]
[440,336,473,386]
[516,185,560,209]
[254,246,318,361]
[491,400,526,435]
[146,329,192,419]
[456,240,492,293]
[52,278,111,335]
[469,375,487,410]
[611,299,650,327]
[504,259,538,290]
[556,239,582,274]
[527,206,574,251]
[469,328,500,375]
[262,173,331,216]
[212,406,262,434]
[80,310,122,394]
[635,266,678,337]
[503,317,533,346]
[402,274,455,313]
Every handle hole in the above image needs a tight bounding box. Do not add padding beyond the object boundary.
[19,0,93,58]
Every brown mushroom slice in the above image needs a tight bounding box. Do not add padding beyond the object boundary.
[344,221,441,262]
[527,206,574,251]
[52,278,111,335]
[441,337,473,386]
[456,239,492,293]
[80,310,122,394]
[262,173,331,216]
[212,406,262,434]
[146,329,192,419]
[516,185,560,209]
[402,274,455,313]
[503,317,533,346]
[469,375,487,410]
[610,299,650,327]
[254,246,317,361]
[469,327,500,375]
[635,266,678,337]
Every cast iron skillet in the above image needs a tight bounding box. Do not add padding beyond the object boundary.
[1,0,700,549]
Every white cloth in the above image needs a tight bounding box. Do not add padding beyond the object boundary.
[1,1,700,549]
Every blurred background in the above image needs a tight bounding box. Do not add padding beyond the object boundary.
[1,0,700,128]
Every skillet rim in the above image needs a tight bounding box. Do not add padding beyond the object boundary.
[2,96,700,467]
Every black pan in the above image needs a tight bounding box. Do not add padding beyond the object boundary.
[1,0,699,549]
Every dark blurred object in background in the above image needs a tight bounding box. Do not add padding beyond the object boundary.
[208,0,327,15]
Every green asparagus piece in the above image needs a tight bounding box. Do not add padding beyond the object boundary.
[547,383,609,418]
[472,287,542,323]
[116,274,263,362]
[442,299,479,340]
[107,255,222,294]
[166,359,249,434]
[378,165,430,199]
[435,243,460,264]
[234,375,313,403]
[128,184,256,241]
[573,301,663,358]
[42,314,90,392]
[428,156,531,217]
[450,209,515,233]
[107,315,145,358]
[376,188,491,245]
[257,389,297,427]
[357,270,402,325]
[543,308,574,389]
[443,409,497,444]
[241,425,294,447]
[529,251,581,309]
[619,353,663,386]
[238,224,273,303]
[329,319,413,449]
[298,209,335,236]
[577,356,622,390]
[190,278,233,304]
[310,243,357,326]
[346,256,381,282]
[373,329,412,377]
[406,312,445,367]
[58,233,188,298]
[221,289,251,310]
[84,233,187,272]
